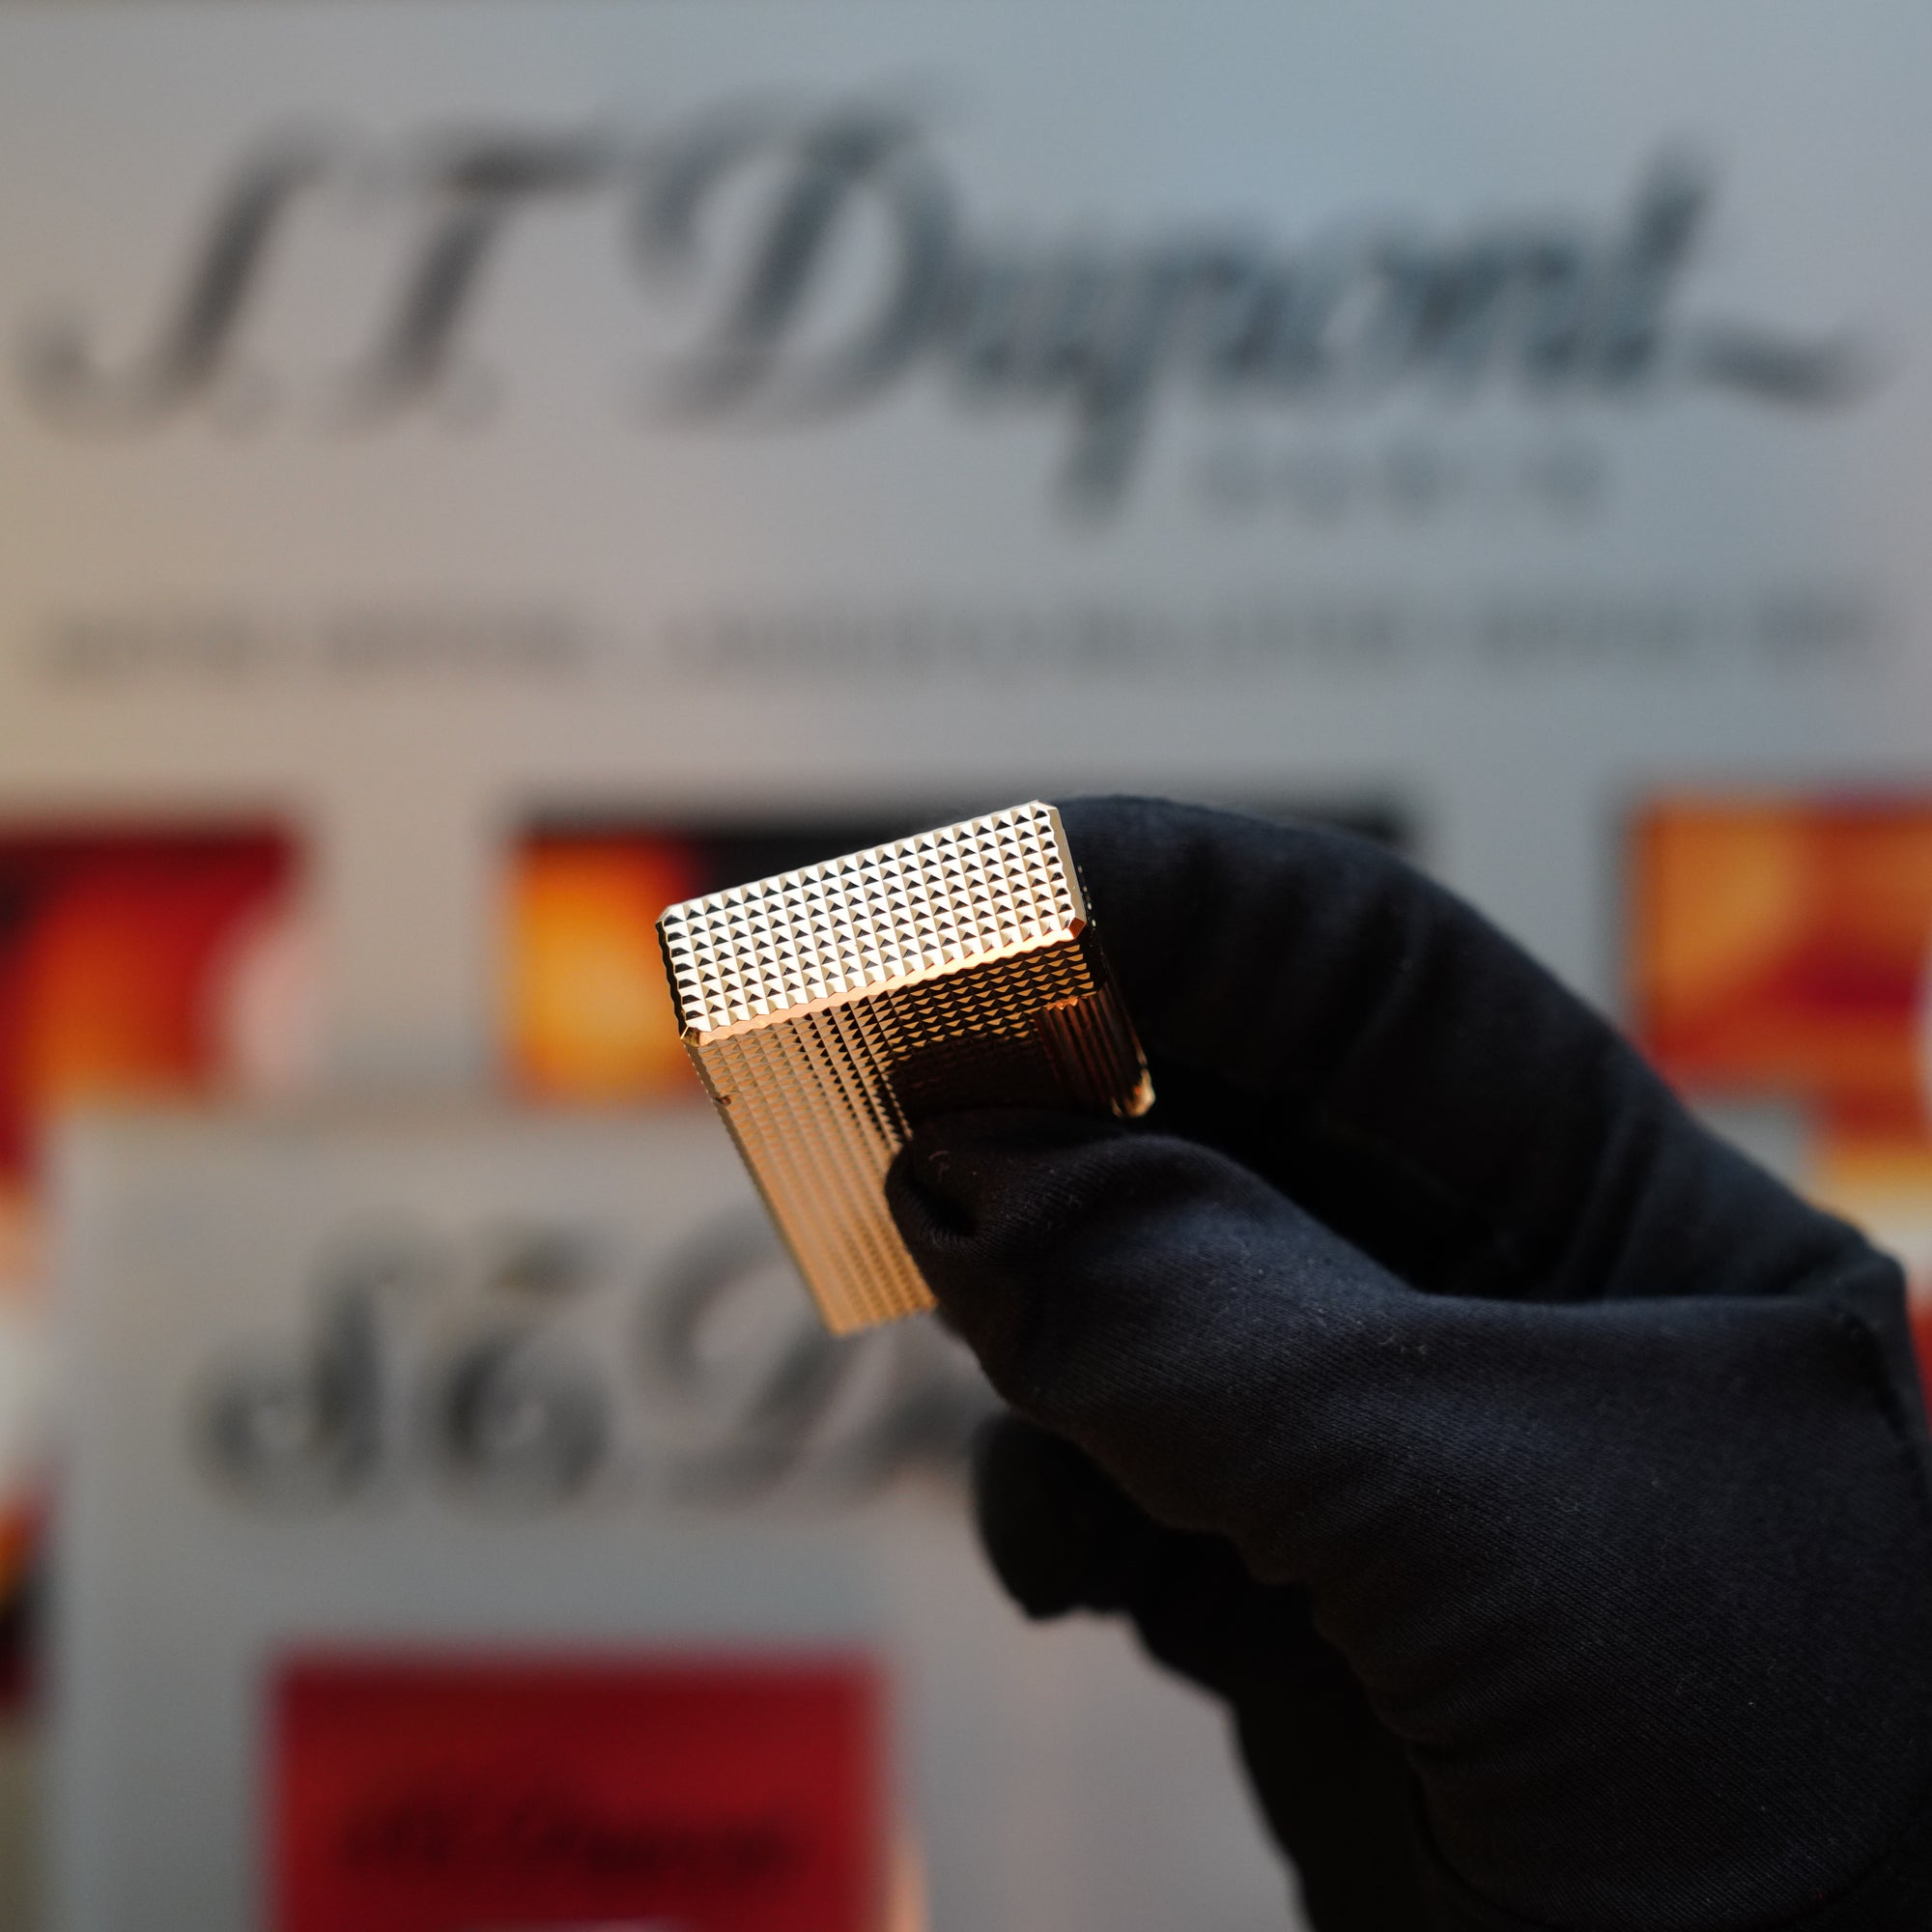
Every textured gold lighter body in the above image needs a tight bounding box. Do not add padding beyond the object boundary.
[657,803,1153,1332]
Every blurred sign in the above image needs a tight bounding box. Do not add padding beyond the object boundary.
[53,1109,1296,1932]
[3,0,1931,1062]
[275,1656,883,1932]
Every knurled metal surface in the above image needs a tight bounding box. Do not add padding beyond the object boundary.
[659,802,1082,1037]
[658,802,1152,1333]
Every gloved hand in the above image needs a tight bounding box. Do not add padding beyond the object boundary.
[884,797,1932,1932]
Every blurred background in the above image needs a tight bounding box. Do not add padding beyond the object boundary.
[3,2,1932,1926]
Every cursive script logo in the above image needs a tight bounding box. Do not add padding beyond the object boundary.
[20,101,1873,507]
[194,1211,990,1512]
[341,1778,799,1885]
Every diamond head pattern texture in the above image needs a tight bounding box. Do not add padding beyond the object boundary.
[661,803,1083,1036]
[658,803,1153,1332]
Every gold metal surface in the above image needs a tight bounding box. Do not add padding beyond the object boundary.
[657,802,1153,1332]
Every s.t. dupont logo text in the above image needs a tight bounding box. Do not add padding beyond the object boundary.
[192,1210,990,1514]
[18,99,1873,508]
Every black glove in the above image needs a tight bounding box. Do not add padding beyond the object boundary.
[885,797,1932,1932]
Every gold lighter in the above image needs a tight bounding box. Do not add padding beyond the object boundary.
[657,802,1153,1332]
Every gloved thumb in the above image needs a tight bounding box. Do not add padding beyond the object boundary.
[884,1107,1409,1553]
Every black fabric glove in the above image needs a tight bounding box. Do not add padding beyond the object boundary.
[884,797,1932,1932]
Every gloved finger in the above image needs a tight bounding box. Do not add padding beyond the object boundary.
[977,1415,1431,1929]
[1055,795,1860,1303]
[975,1411,1283,1694]
[972,1411,1165,1619]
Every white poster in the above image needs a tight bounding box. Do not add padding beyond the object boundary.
[53,1108,1292,1932]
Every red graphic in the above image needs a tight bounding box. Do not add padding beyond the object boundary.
[1632,798,1932,1135]
[1632,798,1932,1378]
[274,1654,886,1932]
[0,828,298,1183]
